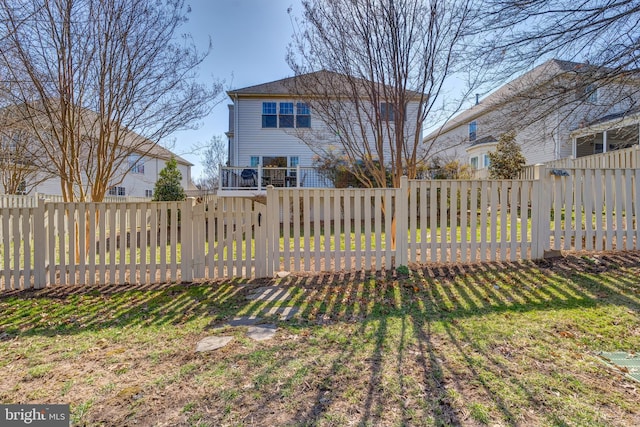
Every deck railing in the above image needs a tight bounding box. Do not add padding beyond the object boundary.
[219,165,332,191]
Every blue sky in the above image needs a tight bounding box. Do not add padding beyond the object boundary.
[174,0,300,179]
[174,0,478,180]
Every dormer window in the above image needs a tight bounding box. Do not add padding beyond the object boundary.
[469,121,477,142]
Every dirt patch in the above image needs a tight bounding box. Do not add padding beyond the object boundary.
[0,251,639,425]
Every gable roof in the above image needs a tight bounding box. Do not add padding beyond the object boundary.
[424,59,609,141]
[0,102,192,166]
[134,138,192,166]
[227,70,425,100]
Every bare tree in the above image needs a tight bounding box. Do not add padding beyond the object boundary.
[0,80,53,194]
[478,1,640,127]
[0,124,52,194]
[483,1,640,73]
[0,0,222,201]
[287,0,484,189]
[197,135,227,191]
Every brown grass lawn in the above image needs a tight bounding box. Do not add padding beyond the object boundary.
[1,252,639,426]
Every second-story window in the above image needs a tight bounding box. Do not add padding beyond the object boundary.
[279,102,294,128]
[381,102,395,122]
[469,121,477,142]
[262,102,277,128]
[296,103,311,128]
[586,84,598,103]
[129,154,144,174]
[263,101,312,128]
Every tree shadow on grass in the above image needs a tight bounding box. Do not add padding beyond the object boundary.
[282,252,640,426]
[1,252,640,425]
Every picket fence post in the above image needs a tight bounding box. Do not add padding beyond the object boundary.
[32,199,47,288]
[181,198,194,282]
[395,176,409,267]
[531,164,549,259]
[253,200,269,278]
[265,185,277,276]
[192,200,206,279]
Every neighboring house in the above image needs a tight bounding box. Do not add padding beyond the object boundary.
[26,139,195,199]
[225,70,424,188]
[0,106,195,199]
[424,59,640,175]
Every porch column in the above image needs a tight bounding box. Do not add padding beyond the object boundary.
[603,130,608,153]
[571,136,577,159]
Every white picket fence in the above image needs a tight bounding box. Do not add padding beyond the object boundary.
[267,178,541,272]
[2,165,640,289]
[0,193,151,208]
[1,197,265,290]
[519,145,640,179]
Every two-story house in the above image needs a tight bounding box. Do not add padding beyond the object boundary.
[424,59,640,176]
[0,105,195,199]
[26,140,194,200]
[223,70,424,191]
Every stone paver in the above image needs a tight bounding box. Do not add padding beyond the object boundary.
[226,316,263,326]
[201,286,303,346]
[246,286,294,302]
[263,306,300,320]
[247,324,277,341]
[195,336,233,352]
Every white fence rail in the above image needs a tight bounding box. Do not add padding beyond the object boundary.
[518,145,640,178]
[2,166,640,290]
[0,193,152,207]
[1,198,265,290]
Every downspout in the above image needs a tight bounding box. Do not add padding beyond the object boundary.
[234,93,239,166]
[555,109,560,160]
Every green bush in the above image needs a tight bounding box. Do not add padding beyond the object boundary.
[488,131,526,179]
[153,157,186,201]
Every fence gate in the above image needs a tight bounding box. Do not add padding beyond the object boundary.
[196,197,268,280]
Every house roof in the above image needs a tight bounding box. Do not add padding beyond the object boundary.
[584,105,640,127]
[570,107,640,139]
[469,135,498,146]
[135,138,192,166]
[0,102,192,166]
[423,59,613,142]
[227,70,425,100]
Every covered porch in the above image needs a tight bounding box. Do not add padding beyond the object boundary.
[571,111,640,158]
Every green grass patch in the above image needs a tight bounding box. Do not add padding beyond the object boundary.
[0,253,639,425]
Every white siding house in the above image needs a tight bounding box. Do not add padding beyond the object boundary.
[424,59,640,175]
[26,145,194,199]
[224,71,424,190]
[0,106,195,199]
